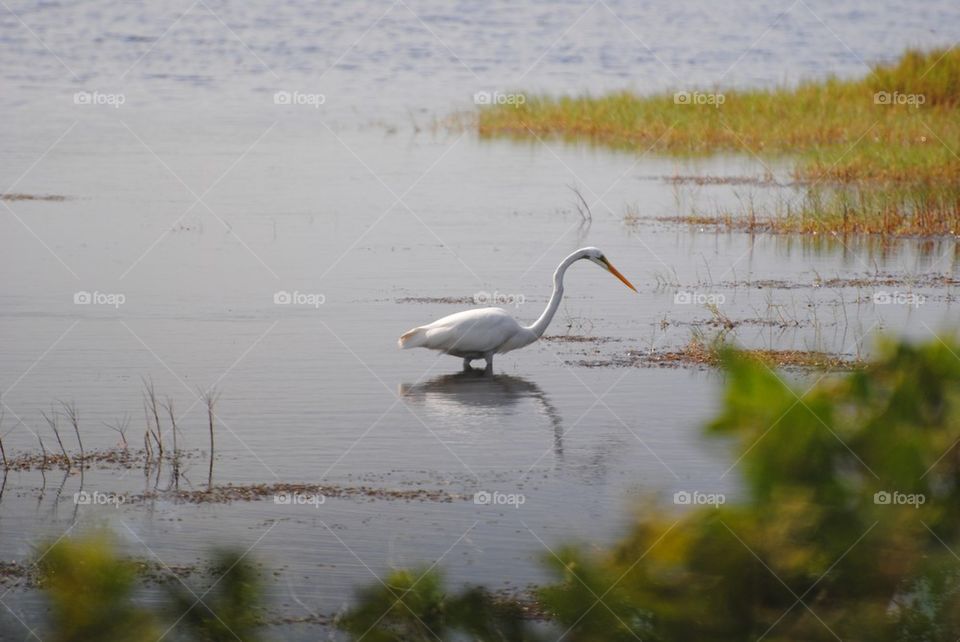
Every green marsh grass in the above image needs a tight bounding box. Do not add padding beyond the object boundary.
[477,48,960,236]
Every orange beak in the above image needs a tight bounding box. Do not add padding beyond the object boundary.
[603,259,637,292]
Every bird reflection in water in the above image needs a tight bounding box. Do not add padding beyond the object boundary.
[399,370,564,457]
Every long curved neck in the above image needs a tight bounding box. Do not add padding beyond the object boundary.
[525,252,580,338]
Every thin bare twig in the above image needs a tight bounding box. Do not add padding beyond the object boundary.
[142,377,163,458]
[143,403,154,462]
[201,387,221,491]
[104,413,130,451]
[59,401,83,465]
[0,408,6,470]
[568,184,593,222]
[41,407,70,469]
[162,396,179,490]
[162,396,178,454]
[38,435,48,470]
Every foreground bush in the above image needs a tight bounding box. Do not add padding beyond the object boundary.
[37,533,159,641]
[32,534,263,641]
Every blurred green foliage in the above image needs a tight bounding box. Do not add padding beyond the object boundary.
[165,548,264,642]
[33,533,263,641]
[337,568,529,641]
[37,533,159,641]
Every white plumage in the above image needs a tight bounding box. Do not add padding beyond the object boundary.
[399,307,535,356]
[398,247,636,374]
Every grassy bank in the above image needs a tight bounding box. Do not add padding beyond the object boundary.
[478,48,960,235]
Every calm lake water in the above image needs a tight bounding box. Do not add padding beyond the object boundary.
[2,0,960,637]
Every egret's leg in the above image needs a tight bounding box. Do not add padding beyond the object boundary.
[483,353,494,376]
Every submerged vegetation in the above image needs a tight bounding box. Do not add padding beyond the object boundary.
[639,333,864,370]
[0,379,219,489]
[571,340,864,370]
[14,337,960,640]
[478,48,960,236]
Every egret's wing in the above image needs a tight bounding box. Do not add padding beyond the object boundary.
[420,308,521,353]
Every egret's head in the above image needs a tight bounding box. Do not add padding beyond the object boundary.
[580,247,637,292]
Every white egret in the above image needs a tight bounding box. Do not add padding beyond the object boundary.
[398,247,636,373]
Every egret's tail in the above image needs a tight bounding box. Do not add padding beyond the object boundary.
[398,326,428,349]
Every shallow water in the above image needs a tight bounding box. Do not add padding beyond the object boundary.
[2,0,960,637]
